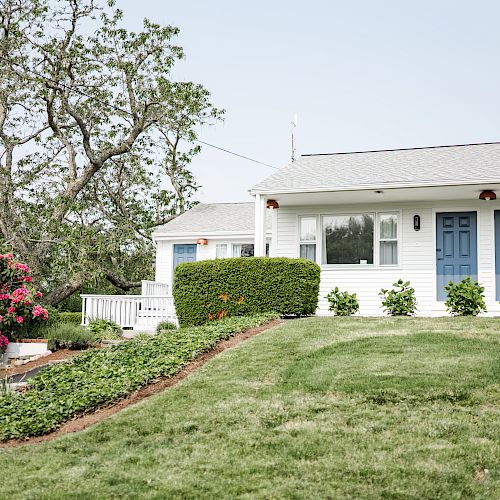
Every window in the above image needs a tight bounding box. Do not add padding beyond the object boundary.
[215,244,227,259]
[322,214,374,264]
[232,244,254,257]
[379,213,398,265]
[299,216,317,262]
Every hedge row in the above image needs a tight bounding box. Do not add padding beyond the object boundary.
[56,312,82,325]
[173,257,320,327]
[0,312,278,440]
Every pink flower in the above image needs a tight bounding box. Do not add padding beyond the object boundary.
[23,276,32,283]
[36,291,43,299]
[7,306,15,314]
[15,316,23,324]
[0,315,3,322]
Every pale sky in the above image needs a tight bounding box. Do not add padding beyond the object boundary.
[119,0,500,203]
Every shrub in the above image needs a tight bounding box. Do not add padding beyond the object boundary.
[0,313,278,440]
[173,257,320,327]
[445,278,486,316]
[88,319,122,341]
[156,321,177,333]
[0,253,49,340]
[57,312,82,325]
[325,288,359,316]
[380,279,417,316]
[47,324,97,350]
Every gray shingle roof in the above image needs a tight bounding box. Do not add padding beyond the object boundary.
[251,142,500,193]
[153,203,272,236]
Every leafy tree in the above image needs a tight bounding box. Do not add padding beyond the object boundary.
[0,0,222,305]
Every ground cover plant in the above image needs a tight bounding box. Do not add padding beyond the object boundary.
[173,257,320,326]
[0,316,497,499]
[0,313,277,440]
[445,277,486,316]
[87,319,122,341]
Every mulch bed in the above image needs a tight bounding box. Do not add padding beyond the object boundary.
[1,318,284,448]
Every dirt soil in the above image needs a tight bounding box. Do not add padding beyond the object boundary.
[2,349,83,377]
[1,319,284,448]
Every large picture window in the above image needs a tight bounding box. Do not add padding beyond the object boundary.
[322,214,374,264]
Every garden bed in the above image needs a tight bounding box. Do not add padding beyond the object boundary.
[0,313,279,442]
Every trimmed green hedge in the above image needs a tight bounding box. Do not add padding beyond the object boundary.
[57,311,82,325]
[173,257,320,327]
[0,313,278,440]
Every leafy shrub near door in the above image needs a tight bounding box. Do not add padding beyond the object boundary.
[325,288,359,316]
[379,279,417,316]
[173,257,320,327]
[444,277,486,316]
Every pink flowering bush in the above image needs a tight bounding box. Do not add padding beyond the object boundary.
[0,253,48,340]
[0,334,8,353]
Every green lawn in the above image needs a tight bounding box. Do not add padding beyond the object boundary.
[1,317,499,499]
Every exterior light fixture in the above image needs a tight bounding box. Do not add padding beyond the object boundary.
[374,190,384,194]
[196,238,208,245]
[266,199,280,209]
[413,215,421,231]
[479,190,496,201]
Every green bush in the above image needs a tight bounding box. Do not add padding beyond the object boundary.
[47,324,97,350]
[156,321,177,333]
[0,313,278,440]
[88,319,122,341]
[173,257,320,327]
[325,288,359,316]
[445,277,486,316]
[20,306,60,339]
[57,312,82,325]
[379,279,417,316]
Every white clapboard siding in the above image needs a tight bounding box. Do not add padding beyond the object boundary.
[275,200,498,316]
[81,295,177,331]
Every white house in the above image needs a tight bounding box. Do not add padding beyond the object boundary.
[251,142,500,316]
[152,202,272,290]
[82,141,500,328]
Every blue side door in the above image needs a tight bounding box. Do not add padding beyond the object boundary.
[173,244,197,268]
[436,212,477,300]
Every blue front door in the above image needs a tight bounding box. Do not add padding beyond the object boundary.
[173,244,197,268]
[436,212,477,300]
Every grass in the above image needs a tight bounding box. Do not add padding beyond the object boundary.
[0,316,499,499]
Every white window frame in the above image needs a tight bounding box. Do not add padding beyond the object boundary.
[298,215,318,263]
[378,212,399,266]
[215,243,228,259]
[306,210,401,268]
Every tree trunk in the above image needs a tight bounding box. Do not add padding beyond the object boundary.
[43,277,83,306]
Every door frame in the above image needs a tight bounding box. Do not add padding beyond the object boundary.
[172,243,197,271]
[432,208,479,302]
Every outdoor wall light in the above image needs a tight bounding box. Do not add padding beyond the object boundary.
[479,190,496,201]
[196,238,208,245]
[413,215,421,231]
[266,199,280,209]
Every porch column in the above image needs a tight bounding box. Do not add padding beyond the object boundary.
[254,194,267,256]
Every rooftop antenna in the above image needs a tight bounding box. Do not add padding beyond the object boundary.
[291,113,298,162]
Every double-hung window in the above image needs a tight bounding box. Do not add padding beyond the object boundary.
[299,216,317,262]
[215,244,227,259]
[379,213,398,265]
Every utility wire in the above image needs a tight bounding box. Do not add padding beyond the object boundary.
[2,56,280,170]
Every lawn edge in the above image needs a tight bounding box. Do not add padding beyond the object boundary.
[1,318,285,448]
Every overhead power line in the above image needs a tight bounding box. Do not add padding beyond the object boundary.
[2,56,279,170]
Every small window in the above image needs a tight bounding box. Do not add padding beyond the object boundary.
[299,216,317,262]
[232,243,254,257]
[216,244,227,259]
[379,213,398,265]
[322,214,374,264]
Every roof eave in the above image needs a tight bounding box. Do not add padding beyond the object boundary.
[249,178,500,196]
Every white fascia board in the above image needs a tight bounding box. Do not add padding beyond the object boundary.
[153,230,272,242]
[249,178,500,196]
